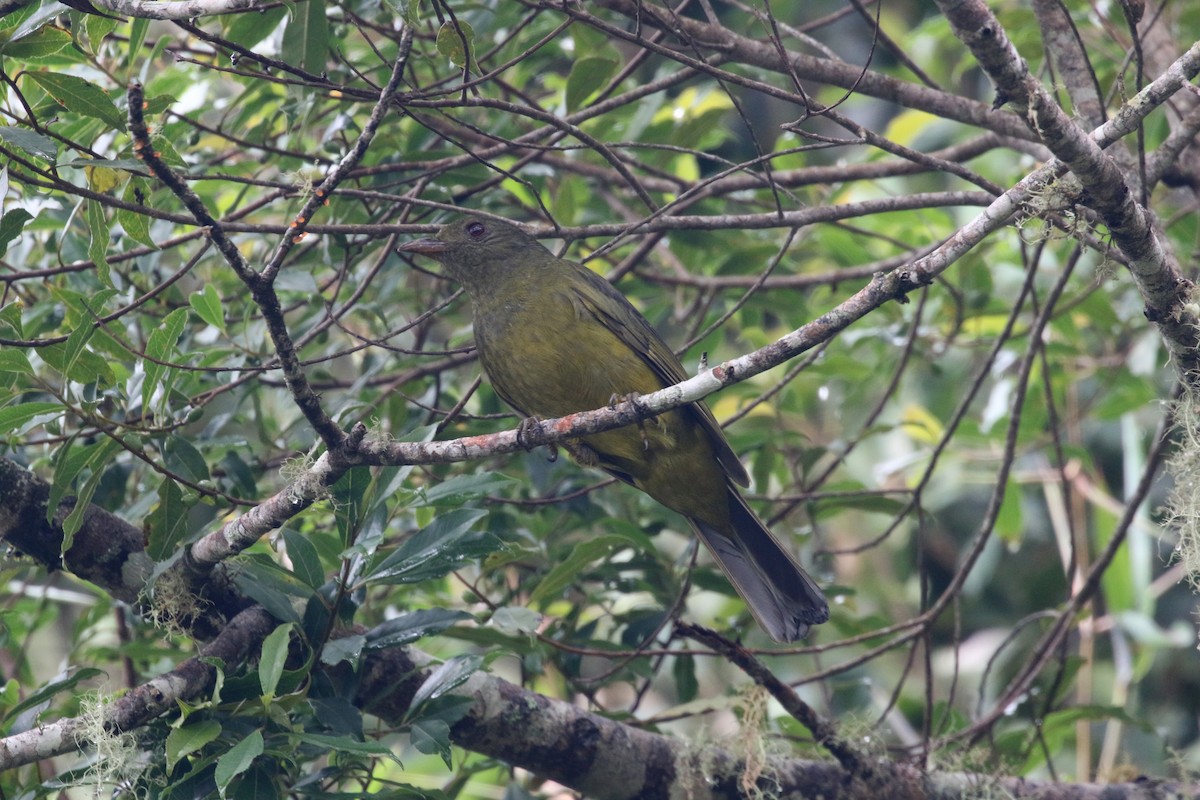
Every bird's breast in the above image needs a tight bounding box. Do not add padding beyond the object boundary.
[472,289,661,419]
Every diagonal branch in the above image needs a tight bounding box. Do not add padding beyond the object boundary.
[0,606,275,771]
[932,0,1200,376]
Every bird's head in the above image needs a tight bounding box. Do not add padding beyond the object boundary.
[396,216,547,287]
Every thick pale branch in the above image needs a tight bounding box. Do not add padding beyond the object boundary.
[185,449,347,572]
[88,0,262,19]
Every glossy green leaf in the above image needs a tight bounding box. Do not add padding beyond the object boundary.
[0,25,71,60]
[282,528,325,589]
[189,284,226,332]
[232,560,314,625]
[25,72,126,131]
[0,401,61,434]
[142,307,187,418]
[166,719,222,772]
[0,126,55,160]
[214,729,263,796]
[410,718,452,767]
[146,478,189,560]
[410,653,482,711]
[281,0,327,75]
[364,608,471,651]
[365,508,489,584]
[1,668,103,723]
[528,534,632,606]
[258,623,292,699]
[0,208,33,256]
[118,178,155,249]
[419,471,516,506]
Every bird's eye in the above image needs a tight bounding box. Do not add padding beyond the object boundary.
[466,221,486,238]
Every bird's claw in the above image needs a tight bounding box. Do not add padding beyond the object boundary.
[516,416,542,451]
[609,392,655,451]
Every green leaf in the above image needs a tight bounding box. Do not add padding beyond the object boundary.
[82,13,119,54]
[380,0,419,26]
[60,439,122,547]
[127,16,147,55]
[146,478,189,560]
[259,623,292,699]
[118,179,155,249]
[0,25,71,60]
[1093,372,1156,419]
[566,56,617,111]
[214,729,263,797]
[25,72,126,131]
[528,533,633,606]
[144,305,187,363]
[419,471,516,506]
[331,465,371,545]
[142,306,187,418]
[224,6,287,48]
[294,731,401,759]
[0,401,61,434]
[0,208,33,257]
[673,652,698,703]
[57,310,97,384]
[162,433,210,482]
[489,606,541,637]
[1,668,103,723]
[166,719,221,772]
[189,284,226,332]
[364,609,471,651]
[319,634,365,667]
[1,2,54,36]
[86,199,111,287]
[811,490,907,518]
[0,126,55,161]
[282,528,325,589]
[409,718,452,767]
[996,477,1022,546]
[48,435,122,549]
[435,20,474,69]
[0,348,33,385]
[62,156,145,173]
[365,508,490,584]
[150,134,186,166]
[38,340,115,386]
[410,653,482,711]
[281,0,327,75]
[233,560,314,624]
[0,301,21,339]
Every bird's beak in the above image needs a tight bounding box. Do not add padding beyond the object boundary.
[396,237,448,258]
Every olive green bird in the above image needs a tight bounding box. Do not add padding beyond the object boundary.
[397,216,828,642]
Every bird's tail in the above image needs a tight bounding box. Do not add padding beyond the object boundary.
[690,490,829,643]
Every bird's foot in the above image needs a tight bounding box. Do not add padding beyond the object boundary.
[607,391,644,410]
[608,391,656,451]
[565,440,602,468]
[516,416,543,451]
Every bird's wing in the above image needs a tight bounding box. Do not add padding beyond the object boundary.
[568,262,751,488]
